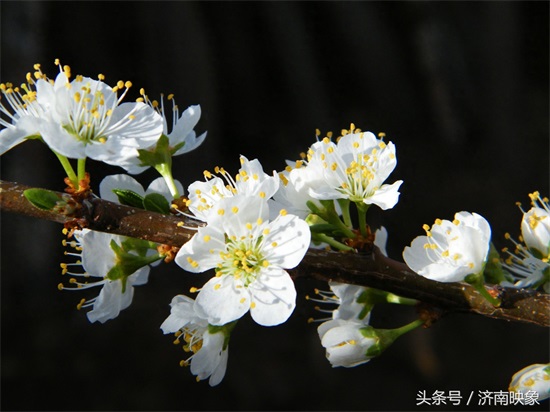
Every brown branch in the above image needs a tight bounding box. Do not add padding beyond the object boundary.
[1,179,548,327]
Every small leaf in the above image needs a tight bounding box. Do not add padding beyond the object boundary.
[143,193,171,214]
[112,189,145,209]
[23,188,61,210]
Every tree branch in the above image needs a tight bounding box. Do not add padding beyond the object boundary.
[1,179,548,327]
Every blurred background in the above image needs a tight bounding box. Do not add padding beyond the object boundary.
[1,1,548,411]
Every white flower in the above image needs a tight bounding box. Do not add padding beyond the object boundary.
[175,195,310,326]
[403,212,491,283]
[509,363,550,401]
[60,229,153,323]
[322,281,371,323]
[99,173,184,203]
[187,155,279,222]
[318,319,377,368]
[139,92,206,156]
[0,72,47,155]
[312,279,372,368]
[297,126,403,210]
[35,67,163,172]
[503,192,550,291]
[270,161,322,220]
[161,295,229,387]
[521,192,550,259]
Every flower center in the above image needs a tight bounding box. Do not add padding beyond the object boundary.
[63,76,134,144]
[217,237,266,286]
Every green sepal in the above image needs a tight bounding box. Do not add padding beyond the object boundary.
[208,320,238,350]
[483,242,510,284]
[137,134,177,168]
[23,188,62,211]
[143,193,171,214]
[112,189,145,209]
[361,319,424,358]
[106,239,162,292]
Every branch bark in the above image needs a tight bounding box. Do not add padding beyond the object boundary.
[1,179,548,327]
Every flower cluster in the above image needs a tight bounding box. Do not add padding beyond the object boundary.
[5,61,545,395]
[0,60,205,187]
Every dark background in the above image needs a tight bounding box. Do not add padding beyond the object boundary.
[1,1,548,411]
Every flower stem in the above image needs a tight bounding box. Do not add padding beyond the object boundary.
[321,200,356,239]
[391,318,425,337]
[77,158,87,183]
[154,162,180,199]
[311,232,355,252]
[465,273,501,307]
[338,199,353,228]
[356,202,369,237]
[53,151,78,187]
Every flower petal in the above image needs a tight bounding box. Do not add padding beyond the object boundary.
[194,275,250,325]
[248,267,296,326]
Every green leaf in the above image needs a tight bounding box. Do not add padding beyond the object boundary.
[143,193,171,214]
[23,188,61,210]
[112,189,145,209]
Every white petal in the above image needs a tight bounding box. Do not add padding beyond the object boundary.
[194,276,250,325]
[365,180,403,210]
[262,214,311,269]
[190,332,226,384]
[208,346,229,387]
[87,280,131,323]
[160,295,203,334]
[248,267,296,326]
[146,177,184,200]
[108,102,164,145]
[219,195,269,238]
[79,230,121,276]
[40,121,87,158]
[174,226,225,273]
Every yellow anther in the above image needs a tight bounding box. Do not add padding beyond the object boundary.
[76,298,86,310]
[214,284,221,290]
[57,283,64,291]
[250,302,256,309]
[280,209,288,216]
[190,287,199,293]
[452,219,460,226]
[231,206,239,214]
[203,235,211,243]
[167,93,174,100]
